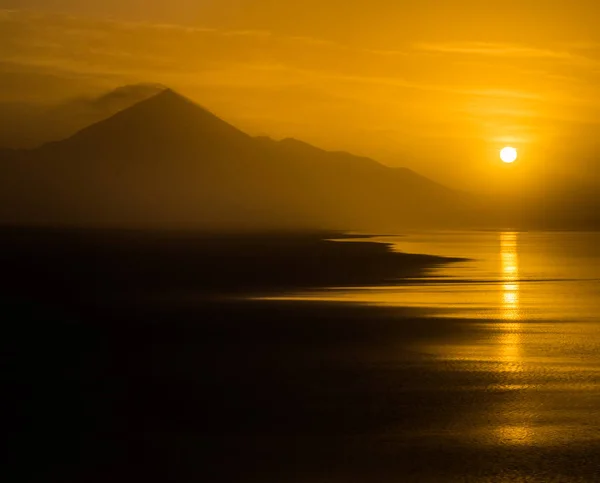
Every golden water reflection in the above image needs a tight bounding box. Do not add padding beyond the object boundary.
[495,232,532,446]
[498,232,522,367]
[501,232,520,321]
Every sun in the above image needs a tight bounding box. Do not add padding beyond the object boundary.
[500,147,518,164]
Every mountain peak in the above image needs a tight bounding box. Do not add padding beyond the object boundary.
[49,87,253,154]
[148,87,187,102]
[131,87,203,113]
[91,83,169,110]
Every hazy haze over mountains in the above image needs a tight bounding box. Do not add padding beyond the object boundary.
[2,85,600,231]
[0,84,166,149]
[0,87,476,230]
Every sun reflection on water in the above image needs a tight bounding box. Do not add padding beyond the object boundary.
[495,232,534,446]
[500,232,520,322]
[498,232,523,367]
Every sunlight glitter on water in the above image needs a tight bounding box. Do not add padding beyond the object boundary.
[260,231,600,323]
[258,231,600,455]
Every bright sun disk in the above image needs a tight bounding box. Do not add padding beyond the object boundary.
[500,147,518,164]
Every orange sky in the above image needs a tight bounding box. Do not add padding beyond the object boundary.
[1,1,600,190]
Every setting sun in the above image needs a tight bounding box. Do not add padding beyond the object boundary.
[500,147,518,164]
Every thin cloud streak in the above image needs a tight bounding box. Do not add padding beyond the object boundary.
[414,41,600,66]
[1,10,594,106]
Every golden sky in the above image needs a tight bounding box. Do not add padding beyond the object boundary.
[2,1,600,190]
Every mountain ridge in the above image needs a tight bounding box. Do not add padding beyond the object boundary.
[41,89,254,157]
[0,84,170,150]
[0,87,473,230]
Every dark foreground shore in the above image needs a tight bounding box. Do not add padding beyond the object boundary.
[4,229,598,482]
[0,227,458,301]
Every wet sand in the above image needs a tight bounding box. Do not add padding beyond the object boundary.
[4,229,599,482]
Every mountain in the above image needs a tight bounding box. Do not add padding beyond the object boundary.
[42,89,256,159]
[0,84,166,149]
[0,88,474,230]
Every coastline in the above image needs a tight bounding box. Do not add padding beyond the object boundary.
[0,227,464,304]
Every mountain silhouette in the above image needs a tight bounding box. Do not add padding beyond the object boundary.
[0,84,167,150]
[45,89,254,157]
[88,83,168,112]
[0,88,474,230]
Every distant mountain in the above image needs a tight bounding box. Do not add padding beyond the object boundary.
[42,89,255,157]
[0,84,166,149]
[0,88,475,230]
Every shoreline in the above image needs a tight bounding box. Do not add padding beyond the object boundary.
[0,227,465,305]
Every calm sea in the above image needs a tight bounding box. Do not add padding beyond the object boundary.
[263,231,600,458]
[273,231,600,322]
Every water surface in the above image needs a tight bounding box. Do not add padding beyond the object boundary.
[8,230,600,482]
[269,231,600,321]
[260,231,600,471]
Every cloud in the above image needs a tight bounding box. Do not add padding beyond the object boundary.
[0,10,347,80]
[2,10,596,94]
[414,41,600,67]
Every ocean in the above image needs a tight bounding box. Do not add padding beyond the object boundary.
[269,231,600,321]
[256,231,600,480]
[7,230,600,482]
